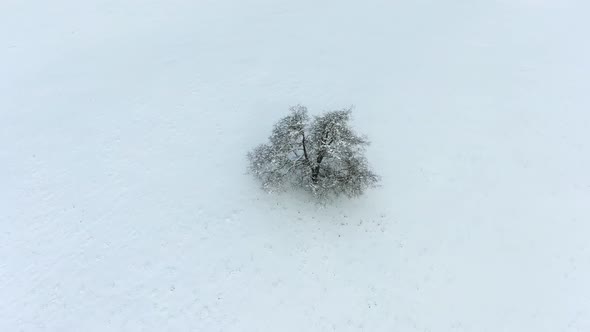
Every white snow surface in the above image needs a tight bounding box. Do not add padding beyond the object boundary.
[2,0,590,331]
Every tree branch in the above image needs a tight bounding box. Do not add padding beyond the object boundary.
[302,132,310,163]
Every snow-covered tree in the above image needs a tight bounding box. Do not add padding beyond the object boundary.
[248,105,379,199]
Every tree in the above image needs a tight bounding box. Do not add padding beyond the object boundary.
[248,105,379,200]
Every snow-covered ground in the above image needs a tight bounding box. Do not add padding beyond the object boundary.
[2,0,590,331]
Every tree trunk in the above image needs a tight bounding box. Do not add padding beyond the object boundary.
[311,165,320,183]
[311,151,325,183]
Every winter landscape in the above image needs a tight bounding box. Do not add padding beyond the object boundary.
[1,0,589,331]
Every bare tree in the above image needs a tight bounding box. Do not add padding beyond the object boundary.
[248,105,379,199]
